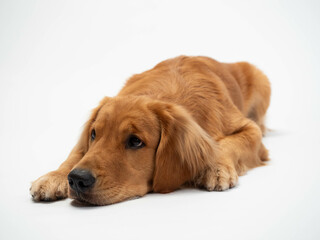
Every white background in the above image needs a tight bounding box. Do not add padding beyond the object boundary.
[0,0,320,239]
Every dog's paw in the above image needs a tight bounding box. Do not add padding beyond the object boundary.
[30,171,68,201]
[202,163,238,191]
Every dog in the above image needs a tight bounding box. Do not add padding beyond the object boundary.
[30,56,271,205]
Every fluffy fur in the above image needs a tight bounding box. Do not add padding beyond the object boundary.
[30,56,271,205]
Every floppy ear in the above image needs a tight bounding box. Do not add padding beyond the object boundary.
[73,97,111,156]
[57,97,111,172]
[149,102,217,193]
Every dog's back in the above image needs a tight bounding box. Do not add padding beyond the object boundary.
[119,56,271,134]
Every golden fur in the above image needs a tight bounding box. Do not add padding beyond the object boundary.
[30,56,271,205]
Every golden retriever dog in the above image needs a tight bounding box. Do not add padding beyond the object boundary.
[30,56,271,205]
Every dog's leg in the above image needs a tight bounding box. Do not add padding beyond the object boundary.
[30,146,84,201]
[202,117,268,191]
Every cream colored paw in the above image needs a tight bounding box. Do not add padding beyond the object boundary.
[30,171,68,201]
[203,164,238,191]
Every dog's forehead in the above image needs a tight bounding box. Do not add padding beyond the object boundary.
[94,97,152,128]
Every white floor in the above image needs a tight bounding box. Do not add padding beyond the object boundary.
[1,1,320,240]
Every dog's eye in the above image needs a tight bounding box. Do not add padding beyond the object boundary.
[91,129,96,141]
[126,135,145,149]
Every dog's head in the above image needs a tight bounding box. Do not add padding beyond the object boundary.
[68,96,216,205]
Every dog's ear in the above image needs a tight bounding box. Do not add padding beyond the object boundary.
[57,97,111,172]
[149,101,217,193]
[72,97,111,156]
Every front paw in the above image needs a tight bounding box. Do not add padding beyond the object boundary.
[30,171,68,201]
[202,163,238,191]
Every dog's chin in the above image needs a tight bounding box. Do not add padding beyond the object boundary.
[68,188,141,206]
[68,189,104,206]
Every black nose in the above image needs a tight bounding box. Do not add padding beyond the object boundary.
[68,169,96,193]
